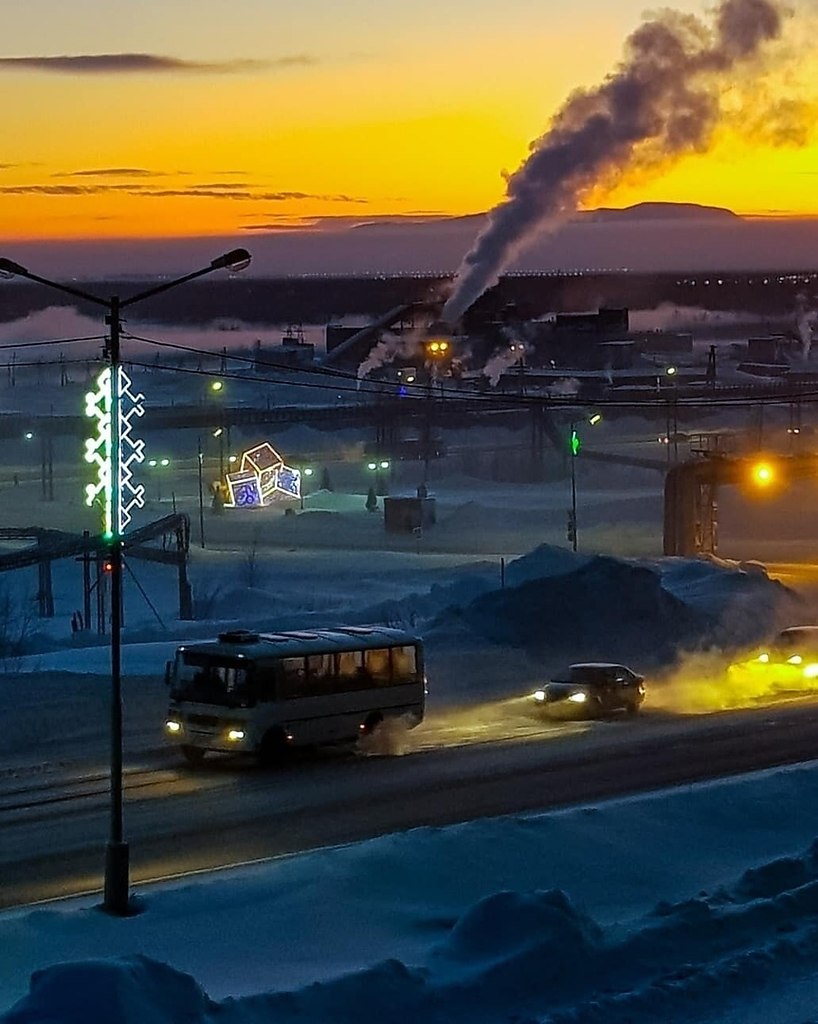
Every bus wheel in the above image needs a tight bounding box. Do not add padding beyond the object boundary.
[258,728,289,767]
[362,712,384,737]
[181,745,205,766]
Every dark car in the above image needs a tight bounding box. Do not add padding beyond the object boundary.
[532,662,645,718]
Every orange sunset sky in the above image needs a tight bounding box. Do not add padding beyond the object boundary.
[1,0,817,245]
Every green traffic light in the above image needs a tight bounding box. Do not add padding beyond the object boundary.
[570,429,581,457]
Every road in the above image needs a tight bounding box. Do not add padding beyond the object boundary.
[3,698,818,910]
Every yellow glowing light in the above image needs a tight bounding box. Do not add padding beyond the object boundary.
[227,729,246,742]
[804,664,818,679]
[787,655,803,665]
[533,689,546,702]
[751,462,775,487]
[757,652,770,663]
[165,720,182,733]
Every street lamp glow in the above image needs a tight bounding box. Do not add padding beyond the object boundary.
[380,460,390,470]
[368,461,378,471]
[160,458,170,467]
[666,366,678,376]
[24,431,33,440]
[751,461,775,487]
[303,467,314,477]
[210,380,224,393]
[589,413,602,426]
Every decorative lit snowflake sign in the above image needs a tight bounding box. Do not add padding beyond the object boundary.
[224,441,300,508]
[84,367,146,537]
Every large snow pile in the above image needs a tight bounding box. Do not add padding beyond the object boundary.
[410,548,802,667]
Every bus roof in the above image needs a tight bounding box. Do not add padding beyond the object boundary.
[177,626,421,660]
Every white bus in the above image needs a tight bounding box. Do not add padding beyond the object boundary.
[164,626,425,765]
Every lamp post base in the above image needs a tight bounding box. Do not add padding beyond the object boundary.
[103,840,130,916]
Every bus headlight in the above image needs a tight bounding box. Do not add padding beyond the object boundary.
[533,689,546,702]
[227,729,246,742]
[166,720,182,734]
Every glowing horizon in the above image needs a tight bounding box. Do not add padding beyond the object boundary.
[3,0,818,245]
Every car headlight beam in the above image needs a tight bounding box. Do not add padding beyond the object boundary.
[165,720,182,734]
[568,691,588,703]
[533,690,546,702]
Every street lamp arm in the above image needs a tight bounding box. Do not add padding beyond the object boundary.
[0,258,110,308]
[121,248,251,308]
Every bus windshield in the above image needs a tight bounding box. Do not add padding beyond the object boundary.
[171,652,254,707]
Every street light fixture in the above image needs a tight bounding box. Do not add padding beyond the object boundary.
[0,247,251,916]
[567,413,602,553]
[367,458,391,496]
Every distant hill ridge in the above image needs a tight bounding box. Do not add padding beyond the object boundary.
[579,202,740,223]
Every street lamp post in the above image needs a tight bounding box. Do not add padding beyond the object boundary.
[0,248,251,916]
[197,437,206,549]
[566,413,601,554]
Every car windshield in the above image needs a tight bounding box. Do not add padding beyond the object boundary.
[772,630,818,655]
[553,666,620,685]
[171,652,254,707]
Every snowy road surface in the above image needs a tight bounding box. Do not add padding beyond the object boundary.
[5,697,818,908]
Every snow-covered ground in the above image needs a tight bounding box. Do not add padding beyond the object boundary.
[6,763,818,1022]
[4,318,818,1022]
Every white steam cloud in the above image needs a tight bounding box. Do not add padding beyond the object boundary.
[442,0,788,324]
[795,293,817,360]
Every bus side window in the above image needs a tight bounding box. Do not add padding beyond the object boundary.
[337,650,365,691]
[307,654,334,695]
[391,645,417,683]
[365,648,391,685]
[255,664,277,702]
[280,657,308,699]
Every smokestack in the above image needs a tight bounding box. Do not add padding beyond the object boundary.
[441,0,786,325]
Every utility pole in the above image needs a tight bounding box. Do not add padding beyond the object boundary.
[104,295,128,916]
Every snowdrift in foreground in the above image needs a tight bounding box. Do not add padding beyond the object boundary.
[8,839,818,1024]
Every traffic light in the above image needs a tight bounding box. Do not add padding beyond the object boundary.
[102,558,114,573]
[570,428,581,457]
[566,510,577,544]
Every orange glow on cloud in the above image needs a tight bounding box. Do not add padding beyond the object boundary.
[2,22,818,243]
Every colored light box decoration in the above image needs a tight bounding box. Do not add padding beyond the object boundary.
[84,367,145,537]
[224,442,300,508]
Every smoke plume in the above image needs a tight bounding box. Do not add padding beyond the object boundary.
[442,0,787,325]
[795,293,817,360]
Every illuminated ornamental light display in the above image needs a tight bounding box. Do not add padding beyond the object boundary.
[84,367,146,537]
[224,441,301,508]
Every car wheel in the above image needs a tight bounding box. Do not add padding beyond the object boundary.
[181,744,205,766]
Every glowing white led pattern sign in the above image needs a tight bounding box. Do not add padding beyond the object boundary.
[84,367,146,537]
[223,441,300,508]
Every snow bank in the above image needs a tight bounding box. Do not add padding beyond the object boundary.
[10,836,818,1024]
